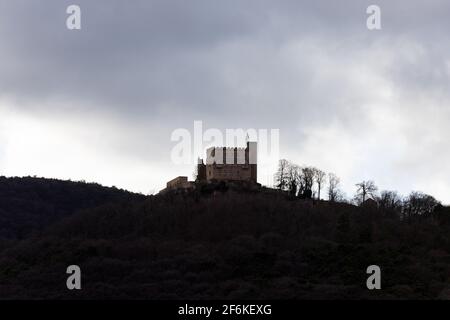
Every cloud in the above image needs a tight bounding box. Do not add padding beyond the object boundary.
[0,0,449,202]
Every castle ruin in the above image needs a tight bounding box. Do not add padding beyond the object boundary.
[197,141,257,184]
[162,142,257,193]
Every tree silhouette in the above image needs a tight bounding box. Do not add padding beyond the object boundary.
[300,167,315,199]
[327,173,342,202]
[377,190,402,212]
[274,159,290,190]
[287,163,300,196]
[403,191,440,219]
[355,180,378,205]
[314,168,326,200]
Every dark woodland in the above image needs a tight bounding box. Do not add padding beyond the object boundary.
[0,176,449,299]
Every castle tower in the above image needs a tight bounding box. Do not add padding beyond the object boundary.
[197,158,206,182]
[246,141,257,183]
[198,141,257,184]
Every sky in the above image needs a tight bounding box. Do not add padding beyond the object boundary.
[0,0,450,203]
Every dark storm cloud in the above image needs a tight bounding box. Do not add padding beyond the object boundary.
[1,0,448,119]
[0,0,450,200]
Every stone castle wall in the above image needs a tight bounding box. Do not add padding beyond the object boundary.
[206,163,253,182]
[167,176,191,189]
[197,142,257,183]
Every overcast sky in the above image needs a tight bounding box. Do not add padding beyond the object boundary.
[0,0,449,202]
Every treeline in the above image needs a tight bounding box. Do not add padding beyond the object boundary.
[274,159,441,220]
[274,159,338,201]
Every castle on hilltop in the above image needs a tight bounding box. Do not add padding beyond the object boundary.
[163,142,257,193]
[197,141,257,184]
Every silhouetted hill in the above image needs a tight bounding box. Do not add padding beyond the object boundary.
[0,176,145,239]
[0,182,449,299]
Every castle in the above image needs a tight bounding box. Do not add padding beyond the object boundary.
[163,142,257,192]
[197,141,257,183]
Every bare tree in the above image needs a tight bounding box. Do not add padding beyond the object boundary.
[403,191,440,218]
[314,168,326,200]
[377,190,402,212]
[287,163,300,196]
[300,166,315,199]
[328,173,342,202]
[355,180,378,205]
[295,166,305,196]
[274,159,290,190]
[302,167,315,190]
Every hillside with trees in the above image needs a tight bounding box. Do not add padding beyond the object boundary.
[0,176,145,240]
[0,177,449,299]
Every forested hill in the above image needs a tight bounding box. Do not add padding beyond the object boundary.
[0,181,449,299]
[0,176,146,239]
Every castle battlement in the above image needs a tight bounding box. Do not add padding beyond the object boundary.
[198,142,257,183]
